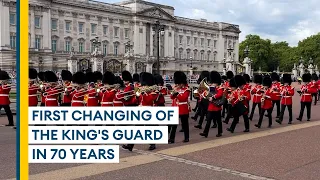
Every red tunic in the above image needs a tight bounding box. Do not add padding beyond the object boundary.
[280,85,294,105]
[207,86,224,111]
[87,88,98,106]
[300,83,317,102]
[317,80,320,90]
[271,82,281,101]
[100,89,117,107]
[29,84,39,106]
[170,86,190,115]
[139,90,157,106]
[40,84,47,104]
[123,83,136,106]
[261,88,273,110]
[114,89,124,107]
[251,84,264,103]
[70,88,86,106]
[62,82,73,104]
[44,87,59,106]
[311,80,319,93]
[243,83,252,101]
[0,85,11,105]
[154,86,167,106]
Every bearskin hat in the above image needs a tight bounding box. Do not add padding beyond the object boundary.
[85,72,96,83]
[282,74,292,85]
[226,71,234,80]
[197,71,210,84]
[302,73,312,83]
[262,76,272,87]
[0,70,10,80]
[209,71,221,85]
[93,71,103,81]
[133,73,140,82]
[235,75,246,87]
[121,71,133,83]
[44,71,58,82]
[271,72,280,82]
[154,74,164,85]
[102,71,115,85]
[61,70,72,81]
[254,74,263,84]
[38,72,45,81]
[221,75,227,81]
[115,76,124,88]
[29,68,38,80]
[140,72,154,86]
[312,73,318,81]
[243,74,250,83]
[174,71,187,85]
[72,71,86,85]
[229,78,237,88]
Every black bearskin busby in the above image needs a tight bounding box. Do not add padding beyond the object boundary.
[85,72,96,83]
[174,71,187,85]
[61,70,72,81]
[221,75,227,81]
[271,72,280,82]
[115,76,124,88]
[197,71,210,84]
[72,71,86,85]
[254,74,263,84]
[29,68,38,80]
[133,73,140,83]
[226,71,234,80]
[312,73,318,81]
[94,71,103,82]
[243,74,250,83]
[282,74,292,85]
[0,70,10,80]
[102,71,116,85]
[235,75,246,87]
[209,71,221,85]
[38,72,45,81]
[302,73,312,83]
[121,71,133,83]
[140,72,154,86]
[154,74,164,86]
[262,76,272,87]
[44,71,58,82]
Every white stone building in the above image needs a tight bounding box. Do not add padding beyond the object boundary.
[0,0,241,75]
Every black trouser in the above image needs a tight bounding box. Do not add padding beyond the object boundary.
[318,90,320,101]
[0,105,14,125]
[168,114,189,141]
[194,99,199,110]
[203,110,222,135]
[223,104,233,123]
[258,108,272,127]
[221,102,228,118]
[279,104,292,123]
[40,103,45,106]
[271,100,280,117]
[229,113,249,131]
[312,93,317,105]
[193,103,202,120]
[249,102,261,120]
[61,103,71,106]
[197,107,208,127]
[298,102,312,120]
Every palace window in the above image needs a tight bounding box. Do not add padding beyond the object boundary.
[187,36,190,45]
[213,53,217,61]
[125,29,129,38]
[79,42,84,52]
[51,19,57,30]
[207,51,211,61]
[200,51,204,60]
[103,26,108,36]
[35,36,41,49]
[10,13,15,25]
[35,16,41,28]
[103,44,108,55]
[78,23,84,33]
[10,36,16,49]
[65,21,71,32]
[91,24,97,34]
[114,43,119,56]
[214,40,217,48]
[186,50,190,59]
[193,50,198,60]
[179,35,183,44]
[194,37,197,46]
[51,40,57,52]
[201,38,204,46]
[207,39,211,46]
[179,48,183,59]
[114,27,119,37]
[65,40,71,52]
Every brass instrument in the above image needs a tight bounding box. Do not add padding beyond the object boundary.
[260,87,267,106]
[136,85,159,97]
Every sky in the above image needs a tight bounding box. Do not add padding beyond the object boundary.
[101,0,320,47]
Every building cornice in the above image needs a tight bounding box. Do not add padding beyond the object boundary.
[116,0,175,10]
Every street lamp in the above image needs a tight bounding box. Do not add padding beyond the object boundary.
[152,21,165,74]
[244,45,250,57]
[190,57,193,69]
[38,57,43,71]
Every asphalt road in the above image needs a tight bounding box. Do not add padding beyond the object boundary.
[2,82,320,180]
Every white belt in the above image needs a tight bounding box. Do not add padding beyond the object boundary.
[101,102,113,105]
[29,94,37,97]
[283,96,291,98]
[72,100,84,103]
[113,101,123,104]
[303,94,311,95]
[178,102,188,105]
[0,94,9,97]
[254,94,262,96]
[88,97,96,99]
[46,98,57,101]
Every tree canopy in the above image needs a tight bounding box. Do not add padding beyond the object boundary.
[239,33,320,72]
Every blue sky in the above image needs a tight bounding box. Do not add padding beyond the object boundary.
[101,0,320,46]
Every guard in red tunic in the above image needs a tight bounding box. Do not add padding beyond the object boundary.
[38,72,46,106]
[94,71,103,105]
[0,71,14,126]
[270,72,281,118]
[70,72,87,107]
[311,73,318,105]
[122,72,158,151]
[249,75,263,120]
[85,72,99,107]
[297,73,317,121]
[121,71,137,106]
[317,75,320,102]
[255,76,273,128]
[199,71,224,137]
[276,74,294,124]
[226,75,250,133]
[29,68,39,107]
[153,74,166,106]
[222,71,234,122]
[192,71,209,126]
[243,74,252,113]
[99,71,117,107]
[44,71,60,107]
[61,70,73,106]
[113,76,125,107]
[168,71,190,143]
[133,73,141,88]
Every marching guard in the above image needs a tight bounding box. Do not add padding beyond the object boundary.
[255,76,273,128]
[0,70,14,126]
[61,70,73,106]
[113,76,125,107]
[199,71,224,137]
[222,71,234,123]
[29,68,39,107]
[38,72,46,106]
[154,74,166,106]
[276,74,294,124]
[99,71,117,107]
[311,73,318,105]
[133,73,141,87]
[249,75,263,121]
[44,71,60,107]
[168,71,190,143]
[243,74,252,113]
[70,72,87,107]
[121,71,137,106]
[270,72,281,118]
[85,72,99,107]
[297,73,317,121]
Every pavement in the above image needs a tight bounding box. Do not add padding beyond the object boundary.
[2,82,320,180]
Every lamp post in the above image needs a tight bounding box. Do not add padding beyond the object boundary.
[152,21,165,74]
[38,57,43,71]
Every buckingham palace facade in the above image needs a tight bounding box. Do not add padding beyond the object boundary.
[0,0,241,75]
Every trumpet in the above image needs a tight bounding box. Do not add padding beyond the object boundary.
[136,85,159,97]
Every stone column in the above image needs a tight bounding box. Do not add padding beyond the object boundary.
[91,57,103,74]
[30,6,35,49]
[146,63,153,73]
[68,59,78,74]
[170,26,174,57]
[0,1,10,48]
[42,8,51,50]
[150,26,153,56]
[164,26,169,57]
